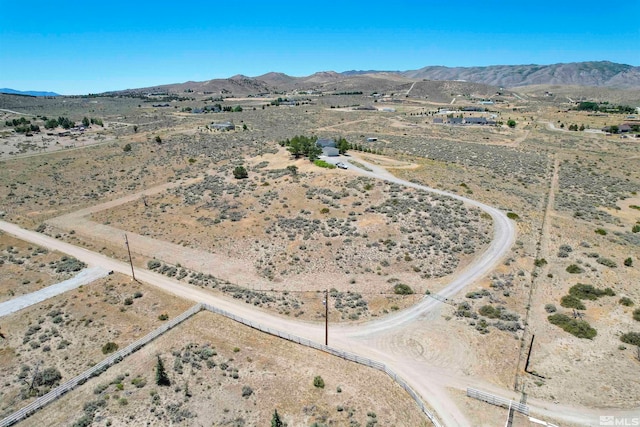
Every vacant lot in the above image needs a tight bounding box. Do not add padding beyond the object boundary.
[23,310,430,427]
[0,272,193,418]
[0,232,85,303]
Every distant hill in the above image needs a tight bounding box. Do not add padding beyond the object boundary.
[0,88,60,97]
[103,61,639,97]
[401,61,640,89]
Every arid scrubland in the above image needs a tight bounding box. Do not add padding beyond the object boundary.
[1,84,639,423]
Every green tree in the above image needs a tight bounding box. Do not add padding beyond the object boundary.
[306,144,322,161]
[44,119,58,129]
[287,138,303,159]
[625,257,633,267]
[271,410,283,427]
[123,143,132,152]
[154,135,162,143]
[155,355,170,386]
[82,117,90,127]
[233,165,248,179]
[233,105,243,112]
[610,125,619,134]
[507,119,516,128]
[337,137,349,155]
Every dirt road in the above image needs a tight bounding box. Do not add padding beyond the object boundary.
[2,158,635,426]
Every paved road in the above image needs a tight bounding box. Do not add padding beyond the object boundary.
[0,267,110,317]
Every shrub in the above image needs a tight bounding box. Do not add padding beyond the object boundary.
[123,298,133,306]
[619,297,634,307]
[544,304,557,313]
[313,376,325,389]
[158,313,169,321]
[123,143,132,152]
[534,258,548,267]
[154,135,162,143]
[624,257,633,267]
[478,305,499,318]
[569,283,615,300]
[633,225,640,233]
[102,342,118,354]
[548,314,597,339]
[133,291,143,298]
[313,160,336,169]
[34,367,62,387]
[596,257,617,268]
[147,260,161,270]
[560,295,586,310]
[620,332,640,346]
[233,166,248,179]
[241,385,253,397]
[566,264,584,274]
[595,228,607,235]
[634,309,640,322]
[506,212,519,220]
[393,283,414,295]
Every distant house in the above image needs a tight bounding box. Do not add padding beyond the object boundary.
[463,117,488,125]
[433,118,443,124]
[366,137,377,142]
[322,147,339,157]
[447,117,463,125]
[619,124,632,133]
[211,121,235,131]
[316,138,336,148]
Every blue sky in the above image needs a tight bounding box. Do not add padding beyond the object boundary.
[1,0,638,95]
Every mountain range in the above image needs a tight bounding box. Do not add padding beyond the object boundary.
[0,88,60,97]
[109,61,639,97]
[3,61,638,97]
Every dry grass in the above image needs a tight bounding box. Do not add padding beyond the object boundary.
[22,310,430,427]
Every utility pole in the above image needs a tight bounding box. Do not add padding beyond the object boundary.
[524,334,535,373]
[124,234,136,281]
[324,289,329,346]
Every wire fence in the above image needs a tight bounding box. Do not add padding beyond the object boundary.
[2,302,443,427]
[0,303,203,427]
[466,388,529,415]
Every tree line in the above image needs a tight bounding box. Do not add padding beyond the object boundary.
[576,102,636,114]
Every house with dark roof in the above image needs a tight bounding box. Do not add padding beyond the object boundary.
[463,117,488,125]
[447,117,463,125]
[316,138,336,148]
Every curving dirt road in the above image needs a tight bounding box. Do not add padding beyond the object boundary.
[1,157,636,426]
